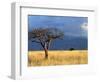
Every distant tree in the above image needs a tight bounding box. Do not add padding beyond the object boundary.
[29,28,64,59]
[69,48,75,51]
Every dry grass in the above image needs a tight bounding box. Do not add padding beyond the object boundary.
[28,50,88,66]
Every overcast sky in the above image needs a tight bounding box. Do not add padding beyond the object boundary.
[28,15,88,38]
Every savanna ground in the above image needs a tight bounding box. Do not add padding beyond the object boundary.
[28,50,88,66]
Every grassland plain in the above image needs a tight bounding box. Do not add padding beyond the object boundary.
[28,50,88,66]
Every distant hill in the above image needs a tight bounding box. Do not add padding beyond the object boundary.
[28,35,88,50]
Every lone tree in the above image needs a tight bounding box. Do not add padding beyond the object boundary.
[29,28,64,59]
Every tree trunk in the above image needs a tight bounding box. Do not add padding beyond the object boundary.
[44,48,48,59]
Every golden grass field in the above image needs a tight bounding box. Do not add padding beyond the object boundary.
[28,50,88,66]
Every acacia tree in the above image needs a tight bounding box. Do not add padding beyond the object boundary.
[28,28,64,59]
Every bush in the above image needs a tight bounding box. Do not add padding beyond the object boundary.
[69,48,75,51]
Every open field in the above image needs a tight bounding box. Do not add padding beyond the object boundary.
[28,50,88,66]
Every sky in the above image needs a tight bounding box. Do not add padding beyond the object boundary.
[28,15,88,38]
[28,15,88,50]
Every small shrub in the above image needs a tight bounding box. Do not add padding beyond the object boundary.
[69,48,75,51]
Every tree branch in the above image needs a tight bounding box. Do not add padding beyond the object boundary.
[32,39,45,49]
[32,40,41,43]
[47,40,51,49]
[38,38,45,48]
